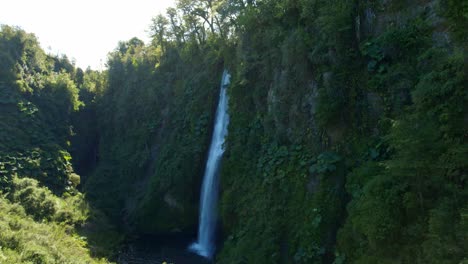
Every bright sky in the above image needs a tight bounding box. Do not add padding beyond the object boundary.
[0,0,175,70]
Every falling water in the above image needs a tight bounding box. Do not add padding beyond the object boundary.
[189,70,230,259]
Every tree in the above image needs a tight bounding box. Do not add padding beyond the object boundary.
[150,14,170,50]
[166,7,186,45]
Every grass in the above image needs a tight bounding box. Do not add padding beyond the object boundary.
[0,176,118,264]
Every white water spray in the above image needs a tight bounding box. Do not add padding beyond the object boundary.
[189,70,230,259]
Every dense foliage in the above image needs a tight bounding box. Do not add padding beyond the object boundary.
[0,25,81,192]
[0,177,109,263]
[1,0,467,263]
[0,25,119,263]
[217,0,467,263]
[78,0,468,263]
[84,36,224,233]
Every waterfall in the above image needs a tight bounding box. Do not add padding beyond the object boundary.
[189,70,230,259]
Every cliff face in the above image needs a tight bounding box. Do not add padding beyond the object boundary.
[218,0,467,263]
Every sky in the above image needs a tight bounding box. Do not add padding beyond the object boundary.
[0,0,176,70]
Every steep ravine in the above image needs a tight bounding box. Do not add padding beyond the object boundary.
[2,0,465,263]
[32,0,466,263]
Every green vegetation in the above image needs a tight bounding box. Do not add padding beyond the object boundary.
[216,0,467,263]
[0,25,119,263]
[84,36,224,233]
[1,0,467,263]
[0,177,107,263]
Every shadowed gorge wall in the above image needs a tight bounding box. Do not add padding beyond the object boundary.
[84,40,225,234]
